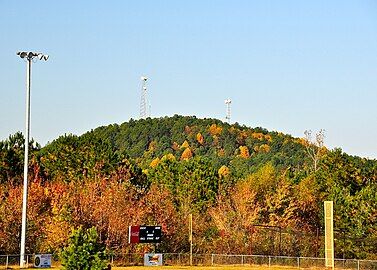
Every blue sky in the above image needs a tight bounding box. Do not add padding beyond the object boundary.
[1,1,376,158]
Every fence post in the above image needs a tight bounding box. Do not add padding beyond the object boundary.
[297,257,300,269]
[268,256,271,268]
[26,254,29,267]
[357,260,360,270]
[211,254,214,266]
[242,255,244,265]
[6,255,9,269]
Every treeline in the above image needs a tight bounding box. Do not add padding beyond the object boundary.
[0,115,376,259]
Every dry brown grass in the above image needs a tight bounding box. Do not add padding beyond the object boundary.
[12,266,310,270]
[112,266,308,270]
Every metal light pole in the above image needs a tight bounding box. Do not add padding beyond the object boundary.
[16,51,48,268]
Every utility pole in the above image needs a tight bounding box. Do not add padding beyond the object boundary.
[16,51,48,268]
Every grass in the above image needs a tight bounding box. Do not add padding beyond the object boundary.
[113,267,292,270]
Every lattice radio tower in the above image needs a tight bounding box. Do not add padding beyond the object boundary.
[225,99,232,123]
[140,76,148,119]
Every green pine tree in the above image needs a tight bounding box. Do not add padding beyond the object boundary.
[60,226,108,270]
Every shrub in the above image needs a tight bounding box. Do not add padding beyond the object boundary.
[60,226,108,270]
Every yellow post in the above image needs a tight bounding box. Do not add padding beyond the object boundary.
[324,201,334,270]
[189,214,193,266]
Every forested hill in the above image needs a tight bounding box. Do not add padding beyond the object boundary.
[1,115,376,258]
[83,115,310,177]
[81,114,376,178]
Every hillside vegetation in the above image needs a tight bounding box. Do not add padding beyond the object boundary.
[0,115,376,259]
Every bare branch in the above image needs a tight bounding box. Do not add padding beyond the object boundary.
[304,129,325,172]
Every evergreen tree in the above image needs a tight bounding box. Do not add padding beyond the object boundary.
[60,227,108,270]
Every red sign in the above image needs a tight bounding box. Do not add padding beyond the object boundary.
[129,225,140,243]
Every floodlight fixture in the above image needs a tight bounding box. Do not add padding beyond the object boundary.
[17,51,49,61]
[17,51,28,59]
[38,54,49,61]
[141,76,148,81]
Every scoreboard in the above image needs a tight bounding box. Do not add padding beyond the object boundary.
[139,226,162,243]
[129,225,162,243]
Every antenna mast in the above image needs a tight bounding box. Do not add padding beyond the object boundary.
[140,76,148,119]
[225,99,232,123]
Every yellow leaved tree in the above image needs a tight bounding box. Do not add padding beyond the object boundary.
[180,148,193,160]
[181,140,190,149]
[239,146,250,158]
[196,132,204,145]
[218,165,230,178]
[150,157,160,168]
[209,124,222,136]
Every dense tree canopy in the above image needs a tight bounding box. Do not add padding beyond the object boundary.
[0,115,376,259]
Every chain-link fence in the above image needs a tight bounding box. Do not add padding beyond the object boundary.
[109,253,377,270]
[0,254,35,269]
[1,253,376,269]
[208,255,377,270]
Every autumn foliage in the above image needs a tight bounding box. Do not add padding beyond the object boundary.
[0,116,376,259]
